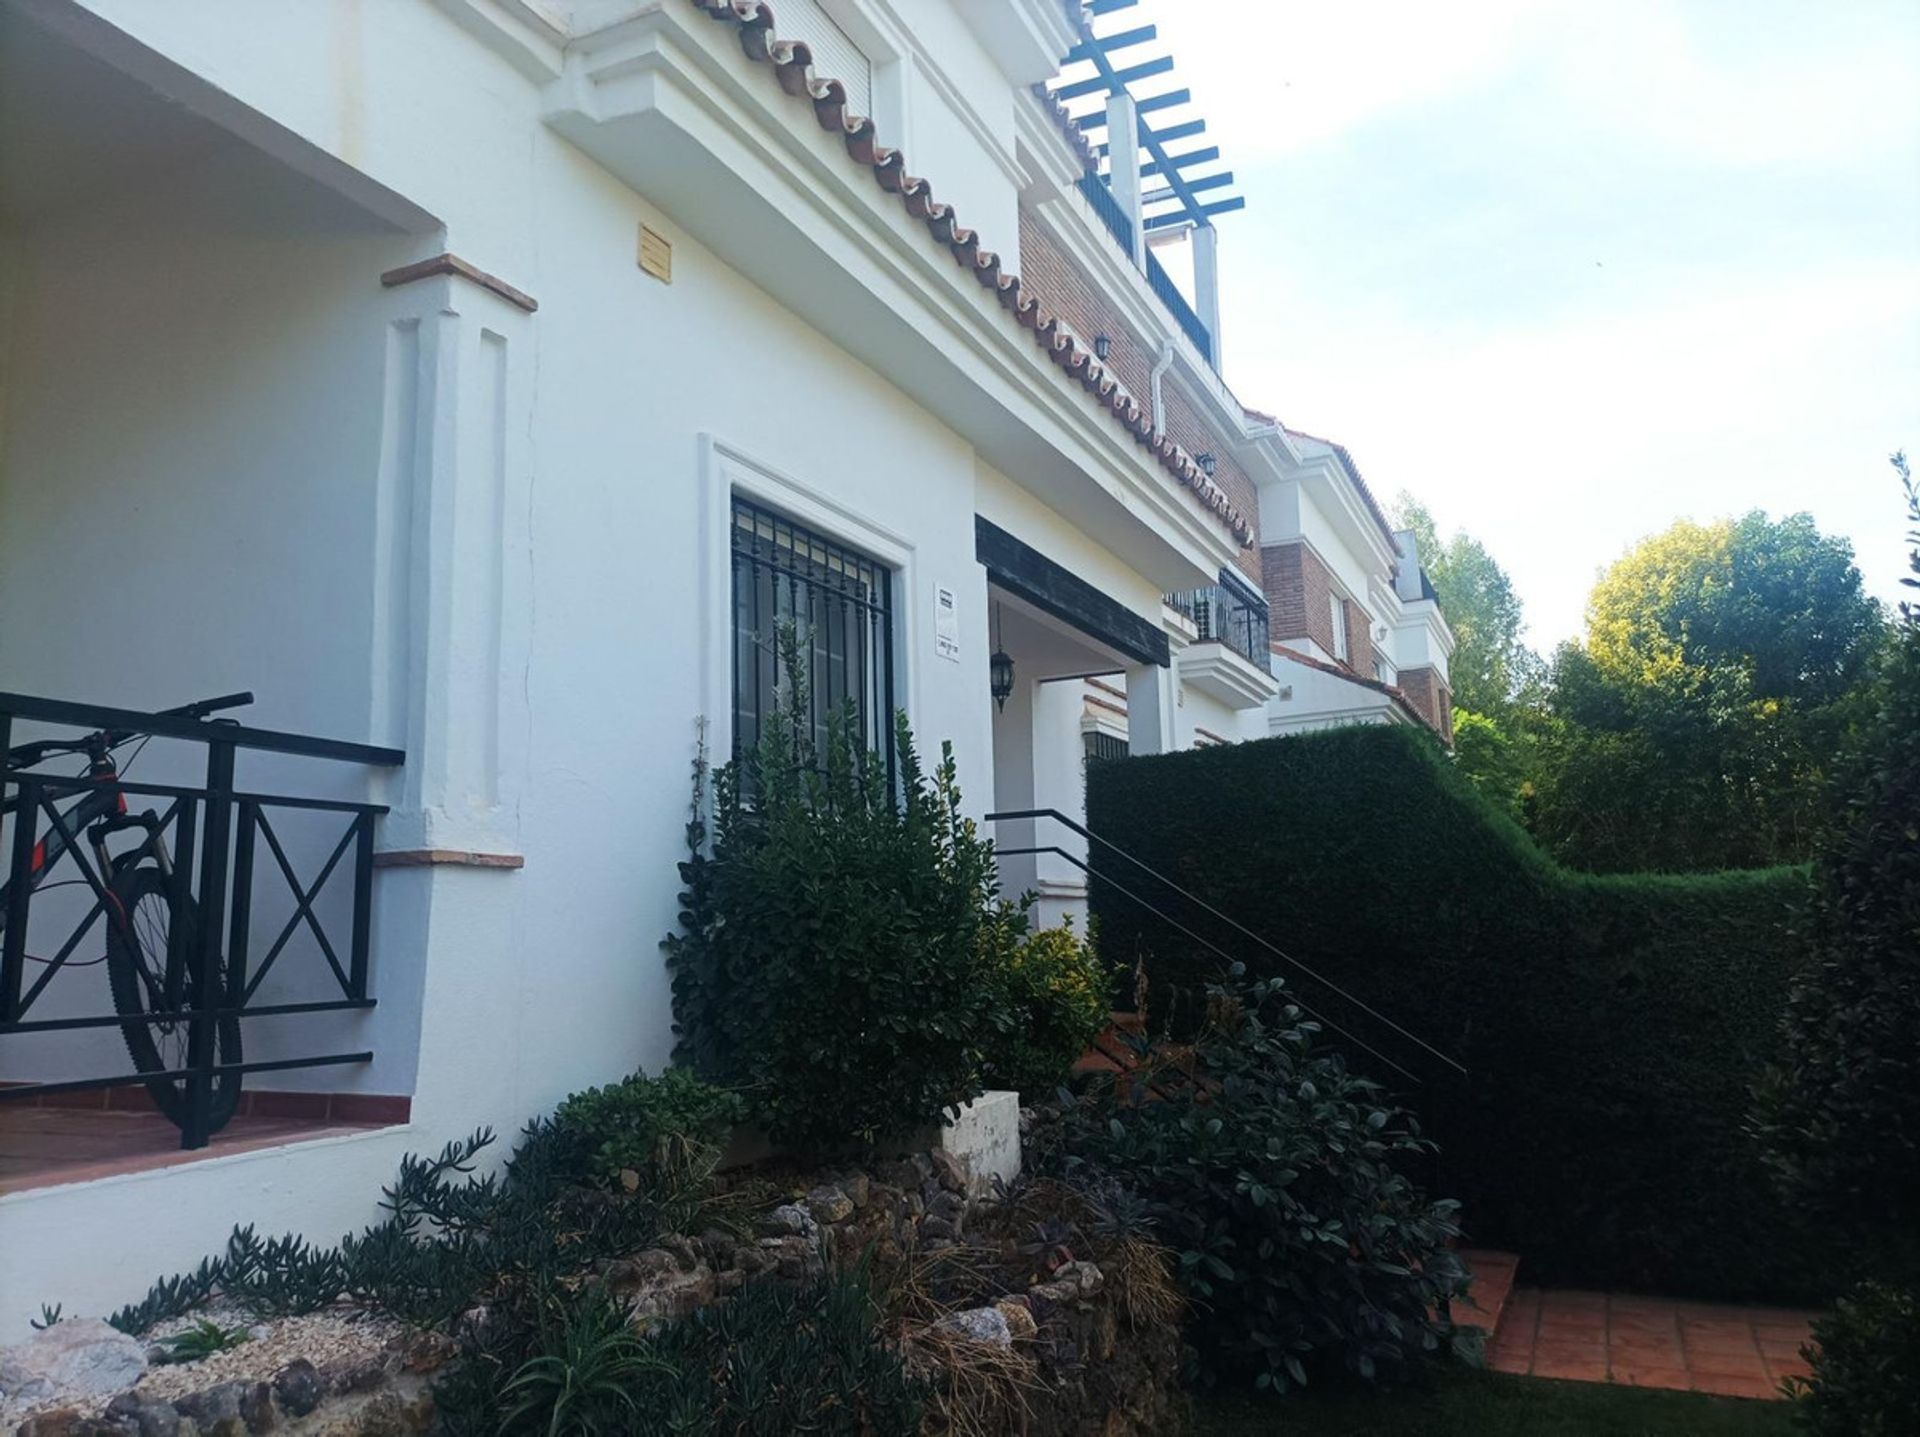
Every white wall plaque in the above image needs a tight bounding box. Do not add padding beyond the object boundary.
[934,583,960,661]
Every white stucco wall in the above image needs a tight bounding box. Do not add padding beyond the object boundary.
[0,0,1243,1332]
[0,154,424,1089]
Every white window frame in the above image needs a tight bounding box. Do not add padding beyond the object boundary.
[1330,593,1350,663]
[698,435,916,763]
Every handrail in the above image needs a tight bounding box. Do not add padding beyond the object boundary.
[999,840,1423,1086]
[987,806,1466,1079]
[0,691,403,767]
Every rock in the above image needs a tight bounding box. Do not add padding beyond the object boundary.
[757,1203,818,1240]
[995,1299,1038,1342]
[324,1352,395,1397]
[1031,1260,1105,1306]
[16,1406,83,1437]
[101,1394,186,1437]
[172,1384,244,1429]
[398,1331,455,1376]
[920,1215,958,1242]
[840,1173,873,1209]
[926,1190,966,1223]
[270,1361,322,1419]
[755,1236,820,1281]
[805,1185,854,1225]
[933,1307,1013,1349]
[618,1258,717,1323]
[656,1234,701,1271]
[0,1320,147,1409]
[236,1380,276,1433]
[929,1149,969,1194]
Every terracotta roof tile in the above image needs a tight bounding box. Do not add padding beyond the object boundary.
[1271,642,1433,731]
[691,0,1254,548]
[1279,426,1398,546]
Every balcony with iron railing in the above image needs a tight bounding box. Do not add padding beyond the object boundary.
[1167,582,1270,672]
[1,691,404,1171]
[1166,580,1277,711]
[1074,171,1214,365]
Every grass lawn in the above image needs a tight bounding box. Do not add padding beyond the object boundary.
[1194,1366,1798,1435]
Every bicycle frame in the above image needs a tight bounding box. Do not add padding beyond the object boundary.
[0,756,179,981]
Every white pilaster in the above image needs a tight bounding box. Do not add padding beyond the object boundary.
[1104,90,1145,267]
[1125,660,1177,755]
[1192,222,1222,368]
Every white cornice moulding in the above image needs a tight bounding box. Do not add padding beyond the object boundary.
[543,3,1240,583]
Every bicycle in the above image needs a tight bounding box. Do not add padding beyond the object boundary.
[2,692,254,1131]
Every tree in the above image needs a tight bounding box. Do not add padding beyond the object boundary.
[1394,496,1541,719]
[1532,510,1886,872]
[1752,455,1920,1235]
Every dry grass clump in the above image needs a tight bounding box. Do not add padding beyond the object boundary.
[875,1242,1006,1324]
[900,1320,1043,1437]
[1106,1234,1181,1330]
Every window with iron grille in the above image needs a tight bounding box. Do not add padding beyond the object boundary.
[1084,730,1131,765]
[730,495,895,777]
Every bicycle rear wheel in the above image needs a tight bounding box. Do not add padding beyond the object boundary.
[104,864,243,1132]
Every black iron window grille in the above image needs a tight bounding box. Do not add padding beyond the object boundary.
[730,494,896,781]
[1167,572,1271,673]
[1084,730,1131,765]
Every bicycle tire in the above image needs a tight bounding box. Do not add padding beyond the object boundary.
[104,864,243,1132]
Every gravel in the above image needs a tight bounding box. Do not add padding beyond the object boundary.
[1,1305,402,1428]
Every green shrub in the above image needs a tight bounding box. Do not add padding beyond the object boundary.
[634,1262,925,1435]
[1043,969,1472,1394]
[495,1286,671,1436]
[550,1067,745,1192]
[1790,1281,1920,1436]
[1086,723,1848,1303]
[666,650,1005,1149]
[980,910,1111,1098]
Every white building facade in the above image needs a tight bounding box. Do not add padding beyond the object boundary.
[0,0,1448,1330]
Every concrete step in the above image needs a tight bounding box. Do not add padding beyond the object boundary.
[1456,1248,1522,1334]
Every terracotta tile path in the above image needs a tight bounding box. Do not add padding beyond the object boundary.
[1486,1284,1818,1401]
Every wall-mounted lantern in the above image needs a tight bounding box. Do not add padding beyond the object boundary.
[1196,451,1217,477]
[990,602,1016,712]
[1093,333,1111,361]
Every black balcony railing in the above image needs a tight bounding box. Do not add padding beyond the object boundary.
[1144,247,1213,363]
[1075,172,1216,366]
[1168,580,1271,673]
[1076,171,1134,257]
[0,692,403,1149]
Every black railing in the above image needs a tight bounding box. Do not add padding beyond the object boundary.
[1076,170,1135,257]
[1167,581,1271,673]
[985,806,1464,1092]
[1144,247,1213,363]
[0,692,403,1149]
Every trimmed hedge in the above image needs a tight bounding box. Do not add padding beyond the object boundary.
[1087,724,1853,1303]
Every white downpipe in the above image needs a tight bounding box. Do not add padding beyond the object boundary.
[1148,340,1175,438]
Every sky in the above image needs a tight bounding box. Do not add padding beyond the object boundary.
[1136,0,1920,648]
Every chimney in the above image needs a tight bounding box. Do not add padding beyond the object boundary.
[1393,529,1424,602]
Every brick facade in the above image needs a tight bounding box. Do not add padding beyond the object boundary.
[1261,541,1335,656]
[1017,208,1260,579]
[1018,209,1154,428]
[1159,382,1261,585]
[1397,666,1453,743]
[1345,599,1375,680]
